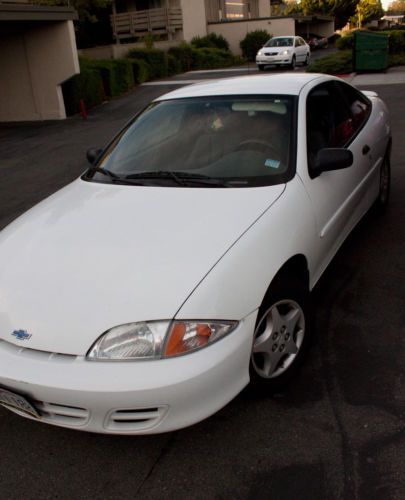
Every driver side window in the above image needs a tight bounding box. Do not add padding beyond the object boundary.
[306,83,353,177]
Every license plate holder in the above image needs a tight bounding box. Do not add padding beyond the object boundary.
[0,387,40,419]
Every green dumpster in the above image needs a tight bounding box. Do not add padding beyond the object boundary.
[354,31,389,72]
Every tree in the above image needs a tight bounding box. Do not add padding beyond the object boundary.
[386,0,405,14]
[300,0,359,29]
[283,0,303,15]
[34,0,113,47]
[352,0,384,27]
[34,0,112,23]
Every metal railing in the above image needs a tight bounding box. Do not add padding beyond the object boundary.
[110,7,183,41]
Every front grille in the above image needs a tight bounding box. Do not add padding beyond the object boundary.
[265,52,278,56]
[33,401,89,426]
[105,406,168,432]
[0,338,77,362]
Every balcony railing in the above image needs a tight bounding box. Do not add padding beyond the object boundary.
[111,7,183,41]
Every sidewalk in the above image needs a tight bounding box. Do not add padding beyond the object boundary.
[344,65,405,86]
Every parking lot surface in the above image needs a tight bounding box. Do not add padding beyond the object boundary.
[0,70,404,500]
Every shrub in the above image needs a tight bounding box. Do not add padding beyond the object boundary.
[328,34,341,44]
[130,59,150,83]
[127,48,168,78]
[192,47,236,69]
[168,43,195,72]
[307,50,353,74]
[113,59,135,93]
[386,30,405,53]
[167,54,182,76]
[388,52,405,66]
[62,69,104,116]
[191,33,230,51]
[240,30,271,61]
[336,33,354,51]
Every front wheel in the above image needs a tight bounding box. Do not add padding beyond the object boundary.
[290,55,296,69]
[257,64,265,71]
[250,276,310,391]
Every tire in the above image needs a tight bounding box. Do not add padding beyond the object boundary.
[290,55,296,70]
[258,64,265,71]
[250,274,310,392]
[303,53,310,66]
[374,151,391,214]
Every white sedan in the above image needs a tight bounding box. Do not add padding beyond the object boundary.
[256,36,310,70]
[0,74,391,434]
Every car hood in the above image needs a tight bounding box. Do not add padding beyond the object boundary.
[0,179,285,355]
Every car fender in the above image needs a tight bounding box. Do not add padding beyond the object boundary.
[175,176,317,322]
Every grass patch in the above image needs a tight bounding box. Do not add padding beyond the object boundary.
[307,51,353,74]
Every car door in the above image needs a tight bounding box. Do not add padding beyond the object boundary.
[297,81,373,283]
[295,37,305,61]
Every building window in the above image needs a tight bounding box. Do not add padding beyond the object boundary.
[225,1,246,19]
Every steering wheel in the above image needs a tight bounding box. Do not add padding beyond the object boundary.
[236,139,280,158]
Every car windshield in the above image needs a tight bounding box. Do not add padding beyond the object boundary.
[265,38,293,47]
[86,96,296,188]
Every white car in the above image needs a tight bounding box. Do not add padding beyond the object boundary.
[256,36,310,70]
[0,74,391,434]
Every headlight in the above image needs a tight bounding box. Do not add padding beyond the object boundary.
[281,50,291,55]
[257,50,263,56]
[87,320,238,360]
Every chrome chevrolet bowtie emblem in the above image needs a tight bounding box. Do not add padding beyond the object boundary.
[12,330,32,341]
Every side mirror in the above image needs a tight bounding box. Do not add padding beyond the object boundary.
[86,148,103,165]
[312,148,353,177]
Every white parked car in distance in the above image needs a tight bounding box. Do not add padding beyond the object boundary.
[0,73,391,434]
[256,36,310,70]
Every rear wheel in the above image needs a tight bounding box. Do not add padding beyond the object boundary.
[303,53,310,66]
[250,275,310,391]
[374,153,391,213]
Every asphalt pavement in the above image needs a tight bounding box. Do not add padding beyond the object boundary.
[0,65,404,500]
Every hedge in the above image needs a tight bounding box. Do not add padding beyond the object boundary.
[63,43,239,116]
[127,48,168,78]
[79,58,134,97]
[167,43,195,72]
[130,59,150,83]
[337,30,405,54]
[307,50,353,74]
[192,47,236,69]
[167,54,182,76]
[191,33,230,51]
[62,68,104,116]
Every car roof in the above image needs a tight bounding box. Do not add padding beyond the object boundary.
[155,73,326,100]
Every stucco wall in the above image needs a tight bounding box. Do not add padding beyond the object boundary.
[257,0,271,17]
[208,17,295,55]
[180,0,207,41]
[0,20,79,122]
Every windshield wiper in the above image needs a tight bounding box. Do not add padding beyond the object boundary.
[87,166,120,180]
[125,171,230,187]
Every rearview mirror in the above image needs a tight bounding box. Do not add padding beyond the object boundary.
[86,148,103,165]
[313,148,353,177]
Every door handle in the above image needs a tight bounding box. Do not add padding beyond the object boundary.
[362,145,370,155]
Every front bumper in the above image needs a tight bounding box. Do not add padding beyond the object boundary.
[256,55,292,66]
[0,312,256,434]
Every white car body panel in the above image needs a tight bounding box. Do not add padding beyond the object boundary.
[0,73,391,434]
[0,180,284,355]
